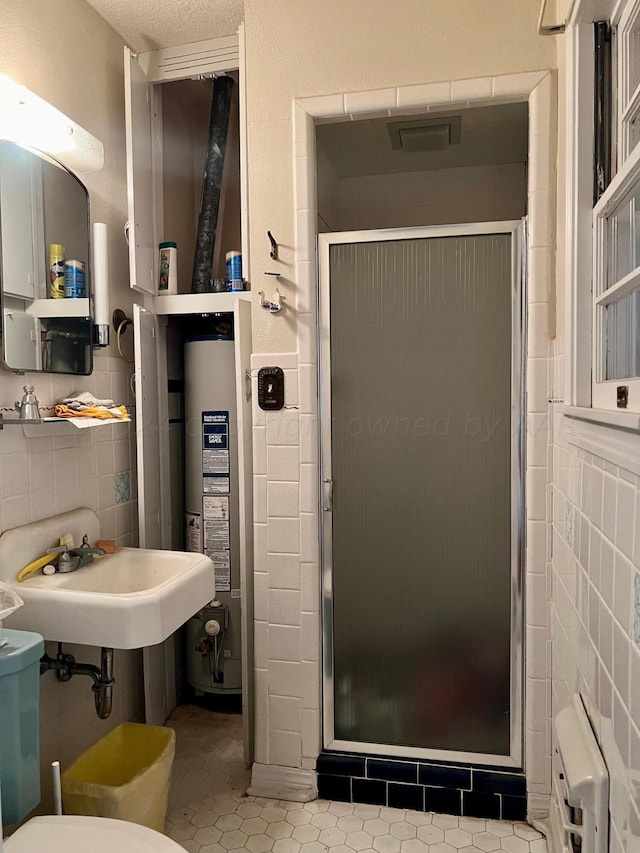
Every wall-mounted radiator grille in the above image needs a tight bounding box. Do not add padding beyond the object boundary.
[550,695,609,853]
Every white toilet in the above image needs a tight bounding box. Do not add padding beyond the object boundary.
[0,627,182,851]
[4,815,183,851]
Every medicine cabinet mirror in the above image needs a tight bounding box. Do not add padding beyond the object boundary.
[0,141,92,375]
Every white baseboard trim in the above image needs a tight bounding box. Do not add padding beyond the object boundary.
[528,793,551,821]
[248,763,318,802]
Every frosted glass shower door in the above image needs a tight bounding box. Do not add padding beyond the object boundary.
[319,222,524,766]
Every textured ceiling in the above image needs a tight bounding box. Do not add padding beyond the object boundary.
[85,0,243,52]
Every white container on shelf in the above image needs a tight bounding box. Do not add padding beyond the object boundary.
[158,242,178,295]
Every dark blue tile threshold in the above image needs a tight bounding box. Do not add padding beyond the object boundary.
[316,751,527,821]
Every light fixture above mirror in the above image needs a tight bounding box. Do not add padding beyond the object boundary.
[0,76,104,173]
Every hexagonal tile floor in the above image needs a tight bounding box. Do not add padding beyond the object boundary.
[165,706,548,853]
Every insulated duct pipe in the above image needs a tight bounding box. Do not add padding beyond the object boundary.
[191,75,234,293]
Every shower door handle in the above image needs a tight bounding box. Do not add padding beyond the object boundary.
[323,478,333,512]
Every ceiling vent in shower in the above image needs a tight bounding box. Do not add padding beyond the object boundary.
[387,115,462,152]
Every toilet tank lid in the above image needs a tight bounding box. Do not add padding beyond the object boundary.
[0,629,44,676]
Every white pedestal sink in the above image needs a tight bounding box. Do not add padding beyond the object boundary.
[0,508,214,649]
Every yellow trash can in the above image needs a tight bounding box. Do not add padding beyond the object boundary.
[61,723,176,833]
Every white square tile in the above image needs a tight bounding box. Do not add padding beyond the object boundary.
[526,677,550,733]
[268,445,300,482]
[528,357,549,413]
[451,77,492,103]
[528,131,553,194]
[269,588,301,626]
[527,573,548,628]
[397,80,451,109]
[301,93,345,118]
[527,414,548,467]
[301,611,320,662]
[268,481,300,518]
[254,570,269,621]
[301,562,321,612]
[254,474,267,523]
[298,312,317,366]
[269,695,301,732]
[344,88,397,113]
[529,75,553,132]
[255,714,269,764]
[2,494,30,530]
[301,709,321,759]
[283,368,300,407]
[295,209,317,262]
[255,667,269,716]
[492,70,546,99]
[294,155,316,212]
[527,246,551,303]
[300,463,319,514]
[267,410,300,446]
[616,480,635,560]
[268,624,301,662]
[268,553,301,590]
[255,521,268,570]
[253,425,267,474]
[255,620,268,669]
[301,660,321,710]
[268,518,300,554]
[269,660,302,698]
[269,729,302,766]
[299,364,318,414]
[293,102,314,150]
[300,511,320,563]
[299,415,319,464]
[528,303,550,359]
[529,190,552,249]
[527,624,549,680]
[295,261,317,315]
[527,466,548,521]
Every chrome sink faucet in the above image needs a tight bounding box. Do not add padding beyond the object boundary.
[47,534,106,574]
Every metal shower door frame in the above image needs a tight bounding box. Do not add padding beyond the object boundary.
[318,220,526,769]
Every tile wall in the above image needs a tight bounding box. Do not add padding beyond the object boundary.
[0,349,144,817]
[252,351,321,772]
[549,405,640,852]
[251,70,556,817]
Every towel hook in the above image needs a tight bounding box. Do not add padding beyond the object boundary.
[267,230,278,261]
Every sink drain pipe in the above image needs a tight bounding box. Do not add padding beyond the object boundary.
[40,644,115,719]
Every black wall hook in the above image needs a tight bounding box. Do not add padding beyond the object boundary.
[267,230,278,261]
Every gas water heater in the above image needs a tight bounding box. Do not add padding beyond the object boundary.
[184,332,242,695]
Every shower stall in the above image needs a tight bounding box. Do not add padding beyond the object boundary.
[319,221,525,767]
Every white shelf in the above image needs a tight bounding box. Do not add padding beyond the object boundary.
[26,298,90,319]
[13,417,131,437]
[559,404,640,430]
[154,290,250,315]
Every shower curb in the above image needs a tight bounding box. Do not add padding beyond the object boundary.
[316,751,527,821]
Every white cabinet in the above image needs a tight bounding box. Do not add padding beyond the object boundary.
[124,31,254,761]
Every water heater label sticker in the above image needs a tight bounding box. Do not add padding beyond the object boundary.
[205,519,230,551]
[203,475,230,494]
[185,512,201,552]
[202,411,230,475]
[210,551,231,591]
[203,496,229,520]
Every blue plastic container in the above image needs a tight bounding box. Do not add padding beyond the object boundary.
[64,260,86,298]
[0,628,44,824]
